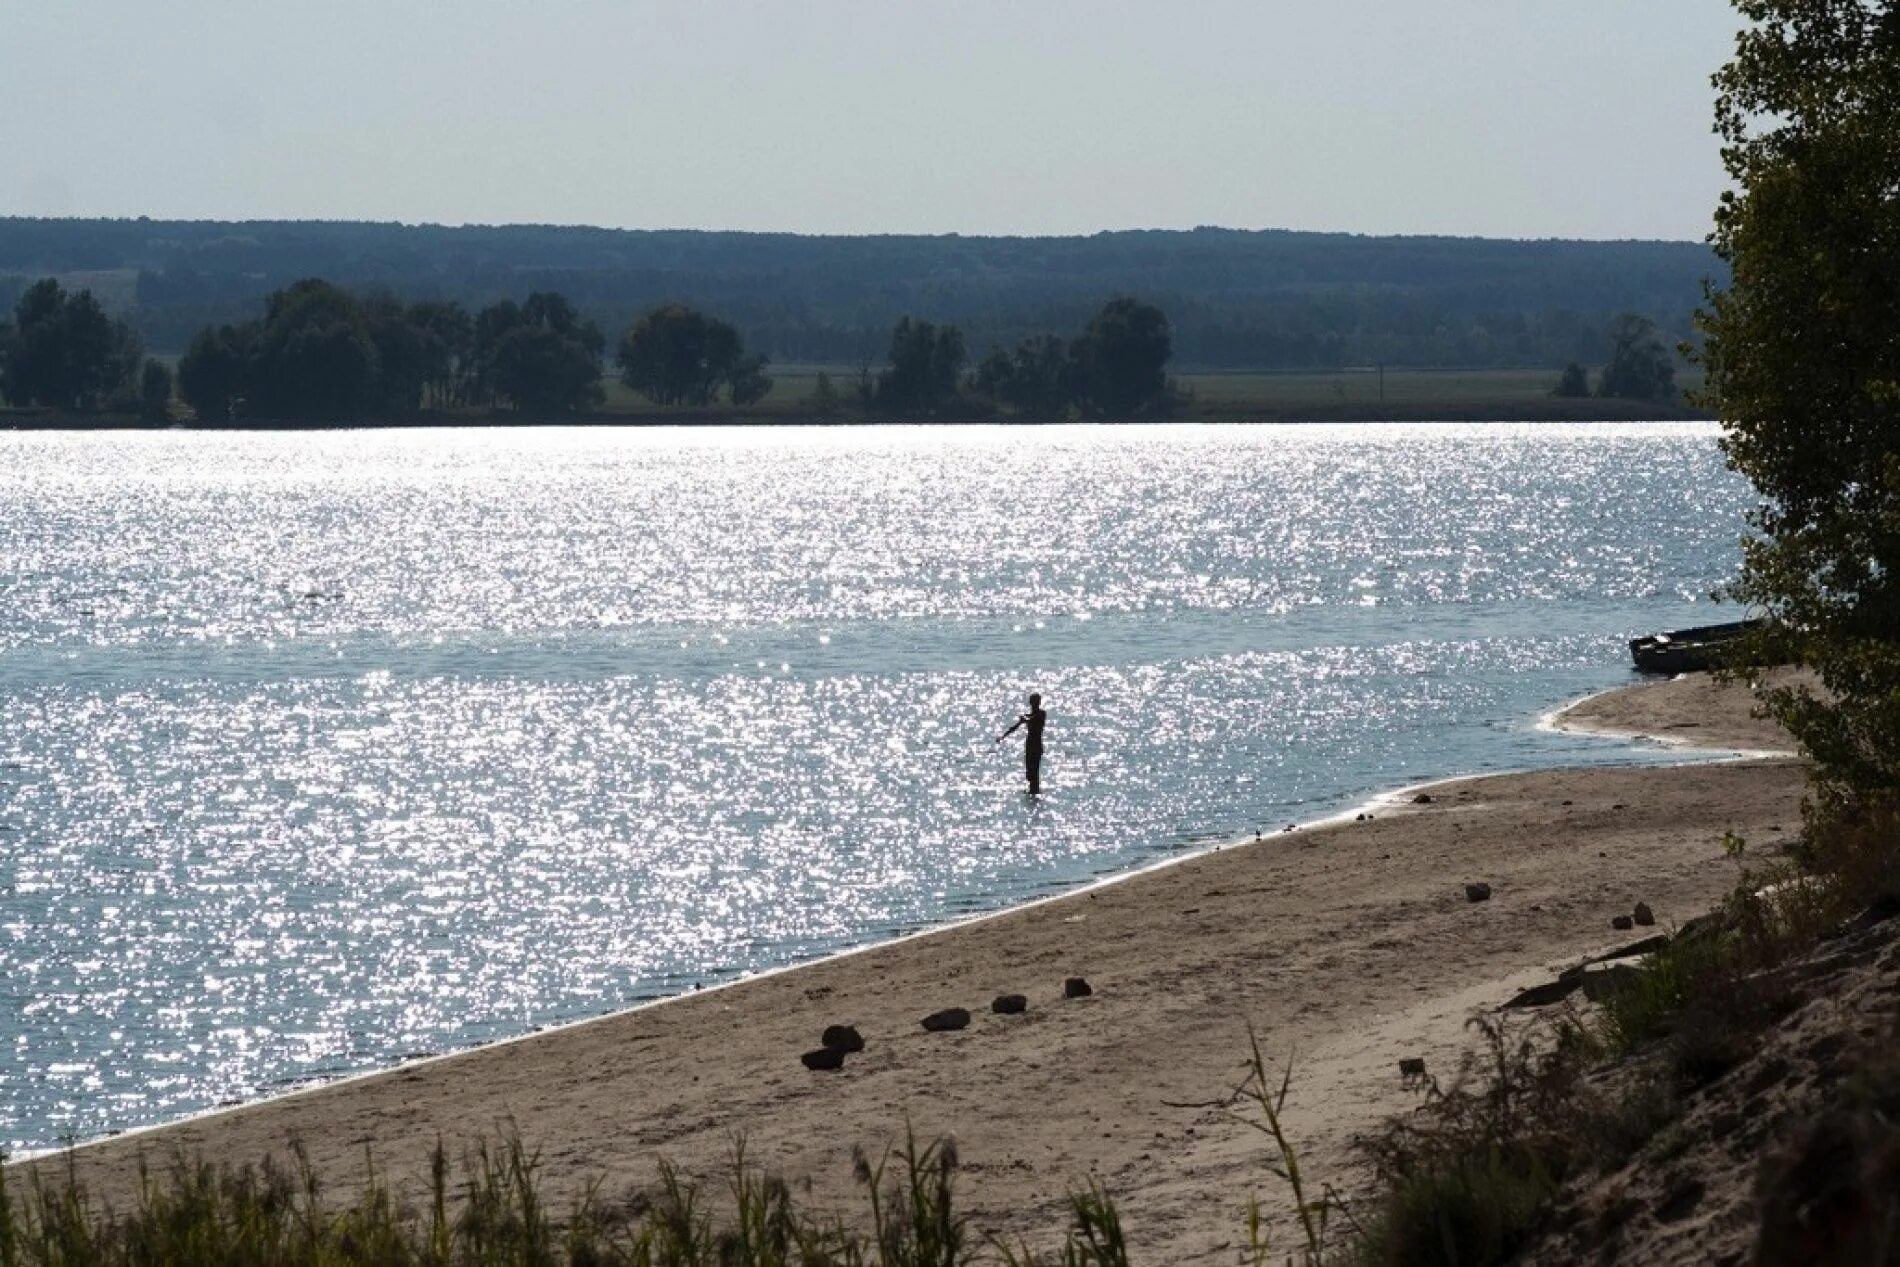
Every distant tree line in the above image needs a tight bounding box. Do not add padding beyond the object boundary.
[174,280,612,421]
[3,270,1687,421]
[807,295,1174,420]
[0,219,1715,372]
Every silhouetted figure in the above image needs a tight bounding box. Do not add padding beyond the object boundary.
[996,692,1047,794]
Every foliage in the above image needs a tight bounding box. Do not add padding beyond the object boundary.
[477,291,606,416]
[3,219,1714,371]
[1067,298,1172,417]
[807,371,842,417]
[174,283,602,421]
[245,278,381,419]
[616,303,771,406]
[176,323,252,421]
[1595,313,1676,401]
[1697,0,1900,817]
[137,359,172,424]
[972,335,1074,418]
[0,278,142,410]
[875,318,966,415]
[1552,362,1590,398]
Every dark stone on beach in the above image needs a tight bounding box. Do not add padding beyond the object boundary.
[1398,1057,1427,1077]
[922,1008,971,1032]
[1633,902,1656,927]
[1064,977,1093,998]
[1414,793,1434,804]
[1355,813,1366,821]
[801,1046,846,1071]
[992,994,1028,1014]
[1465,883,1493,903]
[821,1024,865,1053]
[1612,914,1636,931]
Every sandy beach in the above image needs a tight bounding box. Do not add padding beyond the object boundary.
[14,672,1806,1261]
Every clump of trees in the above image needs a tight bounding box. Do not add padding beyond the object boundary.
[861,296,1173,420]
[0,278,151,413]
[177,281,604,421]
[971,297,1174,419]
[1699,0,1900,818]
[1597,313,1677,401]
[1548,313,1679,401]
[616,303,771,406]
[875,317,967,414]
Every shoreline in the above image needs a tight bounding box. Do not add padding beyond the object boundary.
[11,674,1769,1164]
[0,401,1715,432]
[11,673,1805,1261]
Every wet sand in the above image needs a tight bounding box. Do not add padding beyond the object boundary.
[15,672,1806,1261]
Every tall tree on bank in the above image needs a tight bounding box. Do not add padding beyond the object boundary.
[1597,313,1677,401]
[177,323,253,421]
[616,303,772,406]
[972,333,1074,418]
[0,279,142,410]
[1068,297,1172,416]
[245,279,380,419]
[476,292,605,416]
[876,317,966,415]
[1699,0,1900,815]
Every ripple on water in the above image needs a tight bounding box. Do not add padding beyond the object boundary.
[0,423,1747,1150]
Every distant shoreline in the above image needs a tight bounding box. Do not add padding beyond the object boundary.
[0,398,1712,431]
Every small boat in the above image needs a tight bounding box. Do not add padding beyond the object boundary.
[1628,618,1766,675]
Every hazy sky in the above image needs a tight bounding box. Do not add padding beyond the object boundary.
[1,1,1738,241]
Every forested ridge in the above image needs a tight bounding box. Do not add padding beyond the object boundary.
[0,218,1716,369]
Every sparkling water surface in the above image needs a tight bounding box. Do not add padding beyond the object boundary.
[1,423,1750,1152]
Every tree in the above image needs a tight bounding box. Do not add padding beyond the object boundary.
[1596,313,1676,400]
[973,334,1073,418]
[138,359,173,424]
[1553,362,1590,398]
[616,303,768,406]
[477,291,604,416]
[726,354,772,406]
[177,323,253,422]
[876,317,965,414]
[407,300,474,407]
[245,279,380,419]
[806,370,841,417]
[1697,0,1900,815]
[0,278,142,410]
[1068,297,1171,416]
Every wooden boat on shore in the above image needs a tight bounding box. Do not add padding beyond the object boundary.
[1628,618,1766,675]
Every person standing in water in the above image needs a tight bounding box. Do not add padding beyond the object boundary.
[996,692,1047,794]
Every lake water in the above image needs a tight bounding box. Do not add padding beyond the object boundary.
[0,423,1750,1153]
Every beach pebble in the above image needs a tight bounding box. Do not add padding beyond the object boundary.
[1398,1057,1427,1078]
[922,1008,972,1032]
[1465,883,1493,903]
[992,994,1028,1015]
[821,1024,865,1053]
[1633,902,1656,927]
[1064,977,1094,998]
[1612,914,1636,931]
[801,1047,846,1071]
[1413,793,1434,804]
